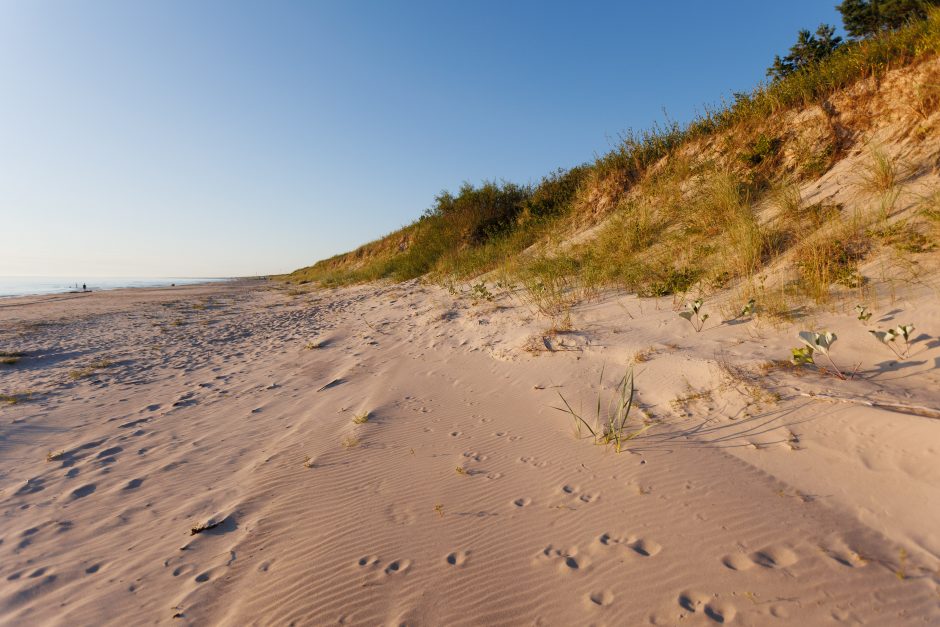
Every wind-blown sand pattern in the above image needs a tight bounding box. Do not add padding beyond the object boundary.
[1,281,938,624]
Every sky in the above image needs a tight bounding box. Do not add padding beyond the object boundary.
[0,1,844,278]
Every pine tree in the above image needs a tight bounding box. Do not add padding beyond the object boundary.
[837,0,940,39]
[767,24,843,80]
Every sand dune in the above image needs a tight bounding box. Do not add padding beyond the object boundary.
[1,280,938,625]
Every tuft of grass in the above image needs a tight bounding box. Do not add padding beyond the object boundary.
[0,350,25,366]
[68,359,114,381]
[1,391,34,405]
[352,411,370,425]
[304,340,325,350]
[46,450,67,462]
[341,436,360,449]
[857,146,902,196]
[553,367,649,453]
[632,347,655,364]
[455,466,467,476]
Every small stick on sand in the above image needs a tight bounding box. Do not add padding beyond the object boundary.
[798,391,940,420]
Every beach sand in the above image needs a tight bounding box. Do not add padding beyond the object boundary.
[1,279,938,625]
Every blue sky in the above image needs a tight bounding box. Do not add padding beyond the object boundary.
[0,1,843,277]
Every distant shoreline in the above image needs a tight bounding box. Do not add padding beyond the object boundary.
[0,276,240,299]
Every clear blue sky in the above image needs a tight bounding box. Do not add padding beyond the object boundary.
[0,1,843,277]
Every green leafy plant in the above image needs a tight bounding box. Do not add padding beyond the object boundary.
[679,298,709,332]
[869,323,915,359]
[739,298,756,317]
[855,304,872,323]
[791,331,846,379]
[469,281,494,302]
[553,367,649,453]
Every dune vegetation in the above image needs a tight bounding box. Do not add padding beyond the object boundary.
[285,8,940,317]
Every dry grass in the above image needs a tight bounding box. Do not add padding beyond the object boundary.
[68,359,115,381]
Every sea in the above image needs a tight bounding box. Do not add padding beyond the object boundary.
[0,276,229,298]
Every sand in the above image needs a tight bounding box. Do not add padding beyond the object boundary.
[1,279,938,625]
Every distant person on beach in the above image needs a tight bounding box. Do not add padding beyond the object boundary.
[82,283,87,291]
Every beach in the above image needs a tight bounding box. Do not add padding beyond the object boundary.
[0,278,937,624]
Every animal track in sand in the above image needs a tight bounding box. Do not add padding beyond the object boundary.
[123,478,144,490]
[445,550,470,566]
[461,451,488,462]
[536,545,589,572]
[512,497,532,508]
[384,559,412,575]
[560,484,599,503]
[386,503,416,526]
[596,532,661,557]
[449,431,462,437]
[357,555,379,568]
[517,456,548,468]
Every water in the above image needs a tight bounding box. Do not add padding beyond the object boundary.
[0,276,230,298]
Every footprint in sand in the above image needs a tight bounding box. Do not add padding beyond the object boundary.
[384,559,412,575]
[596,533,661,557]
[704,600,737,623]
[721,553,755,571]
[560,484,599,503]
[357,555,379,568]
[445,550,470,567]
[449,431,462,437]
[536,545,588,572]
[70,484,97,500]
[678,590,710,613]
[627,537,661,557]
[587,590,614,607]
[750,545,798,569]
[512,497,532,508]
[819,539,869,568]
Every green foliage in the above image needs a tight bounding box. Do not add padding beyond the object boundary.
[740,298,757,317]
[855,304,873,322]
[678,298,709,332]
[768,24,843,80]
[740,134,782,166]
[838,0,940,38]
[792,331,846,379]
[869,323,916,358]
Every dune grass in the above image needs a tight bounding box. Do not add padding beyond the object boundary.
[282,10,940,309]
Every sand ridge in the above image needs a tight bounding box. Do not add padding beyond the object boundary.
[1,280,938,624]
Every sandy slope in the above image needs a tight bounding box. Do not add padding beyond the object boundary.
[0,280,938,625]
